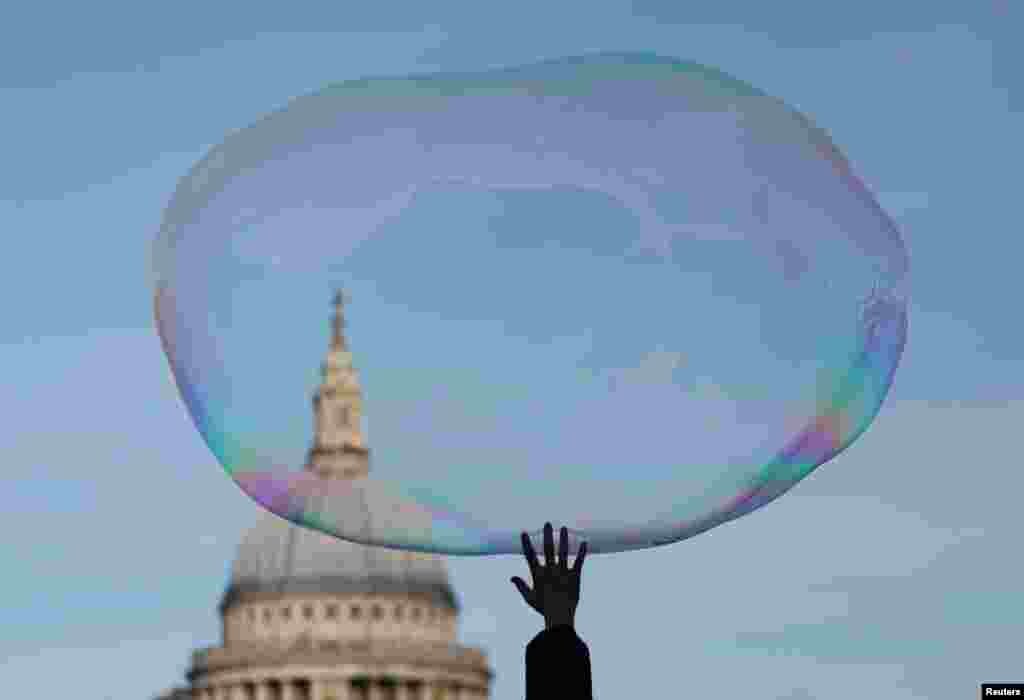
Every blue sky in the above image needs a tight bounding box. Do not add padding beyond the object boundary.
[1,2,1020,698]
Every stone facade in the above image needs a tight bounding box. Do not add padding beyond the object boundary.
[155,291,493,700]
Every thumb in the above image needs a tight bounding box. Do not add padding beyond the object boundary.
[510,577,533,603]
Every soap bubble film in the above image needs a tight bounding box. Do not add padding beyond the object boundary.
[153,53,908,555]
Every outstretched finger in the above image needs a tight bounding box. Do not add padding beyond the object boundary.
[558,526,569,570]
[572,540,588,576]
[543,522,555,568]
[521,531,539,573]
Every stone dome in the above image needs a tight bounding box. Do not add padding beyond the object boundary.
[220,290,459,616]
[221,507,458,614]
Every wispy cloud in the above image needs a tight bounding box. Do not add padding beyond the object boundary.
[606,346,688,387]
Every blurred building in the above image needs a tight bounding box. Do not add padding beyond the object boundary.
[157,292,493,700]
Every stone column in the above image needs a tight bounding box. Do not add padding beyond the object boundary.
[326,678,350,700]
[368,680,381,700]
[316,678,342,700]
[256,681,270,700]
[281,680,295,700]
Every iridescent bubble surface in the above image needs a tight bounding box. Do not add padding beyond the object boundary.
[153,53,909,555]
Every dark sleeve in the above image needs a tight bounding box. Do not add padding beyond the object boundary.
[525,624,593,700]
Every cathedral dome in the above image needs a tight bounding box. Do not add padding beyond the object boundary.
[167,291,493,700]
[222,509,458,613]
[221,289,458,615]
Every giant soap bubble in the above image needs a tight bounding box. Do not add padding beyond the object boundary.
[153,52,908,556]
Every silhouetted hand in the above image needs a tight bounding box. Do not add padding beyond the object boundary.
[512,522,588,630]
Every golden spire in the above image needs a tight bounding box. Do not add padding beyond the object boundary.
[307,288,369,480]
[331,289,347,351]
